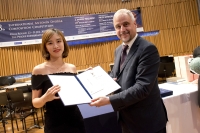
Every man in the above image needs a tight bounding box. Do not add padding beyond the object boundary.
[90,9,168,133]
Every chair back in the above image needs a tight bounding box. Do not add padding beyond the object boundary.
[0,92,16,133]
[23,92,33,107]
[16,85,30,93]
[0,92,9,105]
[7,89,24,103]
[158,62,166,78]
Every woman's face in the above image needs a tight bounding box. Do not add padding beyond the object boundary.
[45,33,64,59]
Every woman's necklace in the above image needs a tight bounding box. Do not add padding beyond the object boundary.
[55,63,65,73]
[47,62,65,73]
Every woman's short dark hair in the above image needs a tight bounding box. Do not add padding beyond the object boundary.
[41,28,69,60]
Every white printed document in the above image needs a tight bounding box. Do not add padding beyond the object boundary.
[48,66,121,106]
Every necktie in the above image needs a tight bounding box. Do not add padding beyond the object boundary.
[120,45,129,70]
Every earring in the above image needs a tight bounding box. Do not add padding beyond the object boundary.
[45,53,50,58]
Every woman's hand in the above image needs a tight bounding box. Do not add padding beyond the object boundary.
[44,85,60,102]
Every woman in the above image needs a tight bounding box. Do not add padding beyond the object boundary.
[31,28,86,133]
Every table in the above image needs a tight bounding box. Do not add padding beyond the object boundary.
[3,82,31,89]
[25,80,31,83]
[78,83,200,133]
[78,104,121,133]
[159,83,200,133]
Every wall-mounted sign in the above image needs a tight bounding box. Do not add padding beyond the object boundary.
[0,10,144,47]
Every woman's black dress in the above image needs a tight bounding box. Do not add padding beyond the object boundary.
[31,73,86,133]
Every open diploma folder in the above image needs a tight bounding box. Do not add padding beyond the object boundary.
[48,66,121,106]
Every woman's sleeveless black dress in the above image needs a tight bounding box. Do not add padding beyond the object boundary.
[31,73,86,133]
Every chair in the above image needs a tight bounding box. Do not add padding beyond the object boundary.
[22,92,41,130]
[17,85,44,126]
[7,90,41,133]
[158,62,175,83]
[0,92,18,133]
[164,62,175,77]
[107,71,111,74]
[39,106,45,126]
[158,62,166,82]
[109,63,114,71]
[160,56,173,63]
[16,85,31,93]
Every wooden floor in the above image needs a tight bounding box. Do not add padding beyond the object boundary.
[0,110,44,133]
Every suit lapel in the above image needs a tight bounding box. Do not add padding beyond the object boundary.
[115,45,123,76]
[117,36,140,77]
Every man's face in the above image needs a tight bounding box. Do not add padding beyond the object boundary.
[113,13,137,44]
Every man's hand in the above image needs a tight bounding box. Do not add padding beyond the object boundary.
[90,96,110,107]
[113,78,117,81]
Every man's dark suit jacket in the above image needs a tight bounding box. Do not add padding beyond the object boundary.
[109,36,168,133]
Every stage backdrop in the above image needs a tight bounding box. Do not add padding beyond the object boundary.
[0,9,158,47]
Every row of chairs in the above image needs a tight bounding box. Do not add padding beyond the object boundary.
[0,86,41,133]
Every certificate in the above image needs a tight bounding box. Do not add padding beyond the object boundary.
[48,66,121,106]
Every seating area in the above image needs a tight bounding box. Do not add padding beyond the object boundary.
[0,85,43,133]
